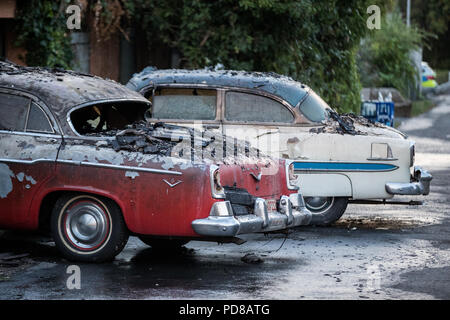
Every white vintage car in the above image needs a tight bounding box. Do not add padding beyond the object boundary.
[127,69,432,225]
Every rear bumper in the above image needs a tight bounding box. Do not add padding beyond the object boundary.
[385,166,432,196]
[191,193,312,237]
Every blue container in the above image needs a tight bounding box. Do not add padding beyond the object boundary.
[360,101,395,127]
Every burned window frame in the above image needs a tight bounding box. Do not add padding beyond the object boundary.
[0,88,59,135]
[140,84,221,124]
[66,99,152,137]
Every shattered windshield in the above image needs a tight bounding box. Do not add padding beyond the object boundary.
[297,90,330,123]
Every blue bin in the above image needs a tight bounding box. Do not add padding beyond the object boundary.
[360,101,395,127]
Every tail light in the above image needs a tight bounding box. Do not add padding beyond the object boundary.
[410,143,415,167]
[286,162,299,190]
[210,165,225,199]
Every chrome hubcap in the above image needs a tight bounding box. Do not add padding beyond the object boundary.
[64,201,109,250]
[304,197,334,213]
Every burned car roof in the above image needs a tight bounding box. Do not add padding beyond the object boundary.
[0,62,149,115]
[126,68,310,107]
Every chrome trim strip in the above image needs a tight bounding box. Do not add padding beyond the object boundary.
[0,130,61,138]
[0,158,56,165]
[0,158,182,176]
[367,158,398,161]
[56,160,183,175]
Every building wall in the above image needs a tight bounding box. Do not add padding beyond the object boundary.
[0,0,16,18]
[89,27,120,81]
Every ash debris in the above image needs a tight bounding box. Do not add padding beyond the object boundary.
[310,110,385,135]
[0,60,92,79]
[91,121,262,163]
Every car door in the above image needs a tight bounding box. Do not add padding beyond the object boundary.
[0,90,62,229]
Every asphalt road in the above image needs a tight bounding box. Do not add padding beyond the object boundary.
[0,94,449,300]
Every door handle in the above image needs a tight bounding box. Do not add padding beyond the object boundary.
[203,124,220,130]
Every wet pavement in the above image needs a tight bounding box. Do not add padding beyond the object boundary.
[0,95,449,300]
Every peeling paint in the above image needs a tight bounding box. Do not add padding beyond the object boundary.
[16,172,25,182]
[125,171,139,180]
[25,175,36,185]
[0,163,15,199]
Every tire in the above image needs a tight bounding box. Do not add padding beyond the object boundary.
[138,237,188,250]
[304,197,348,226]
[51,193,129,262]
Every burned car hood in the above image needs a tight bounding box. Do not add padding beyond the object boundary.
[310,111,407,140]
[87,121,277,168]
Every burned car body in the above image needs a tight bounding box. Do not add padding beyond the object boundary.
[127,68,432,225]
[0,62,311,262]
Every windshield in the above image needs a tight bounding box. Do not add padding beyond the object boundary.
[298,90,330,122]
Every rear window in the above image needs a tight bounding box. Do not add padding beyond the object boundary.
[70,101,149,135]
[149,88,217,120]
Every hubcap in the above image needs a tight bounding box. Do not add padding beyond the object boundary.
[304,197,334,214]
[64,200,109,250]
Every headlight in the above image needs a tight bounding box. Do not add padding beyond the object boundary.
[410,143,415,167]
[286,161,299,190]
[210,165,225,199]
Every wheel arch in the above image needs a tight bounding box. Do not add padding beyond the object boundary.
[36,187,129,233]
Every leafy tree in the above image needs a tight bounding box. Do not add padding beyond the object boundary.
[125,0,372,113]
[15,0,73,69]
[357,12,425,95]
[399,0,450,68]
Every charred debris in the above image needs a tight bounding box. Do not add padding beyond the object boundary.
[0,60,92,79]
[89,121,259,162]
[310,109,385,135]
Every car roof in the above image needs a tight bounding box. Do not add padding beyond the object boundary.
[127,68,310,107]
[0,62,149,118]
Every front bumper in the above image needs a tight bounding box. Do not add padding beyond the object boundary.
[385,166,432,195]
[191,193,312,237]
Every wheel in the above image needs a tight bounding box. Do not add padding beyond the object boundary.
[51,193,129,262]
[304,196,348,226]
[138,237,188,250]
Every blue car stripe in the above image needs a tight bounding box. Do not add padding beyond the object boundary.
[293,162,398,172]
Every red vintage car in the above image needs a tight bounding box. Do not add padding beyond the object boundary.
[0,62,311,262]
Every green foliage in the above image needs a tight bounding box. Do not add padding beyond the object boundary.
[399,0,450,69]
[15,0,73,68]
[357,12,425,96]
[125,0,372,113]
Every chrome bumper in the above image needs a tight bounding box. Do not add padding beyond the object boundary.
[385,166,432,196]
[191,193,312,237]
